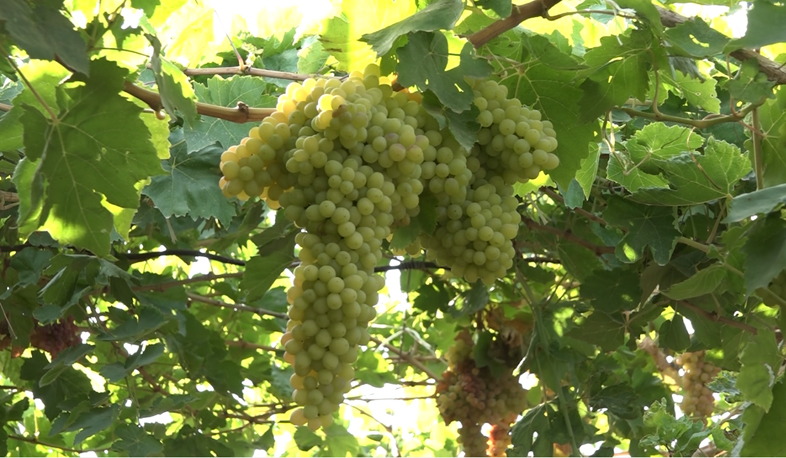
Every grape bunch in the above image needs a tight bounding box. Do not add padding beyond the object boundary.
[217,66,559,430]
[29,317,81,358]
[436,331,527,457]
[677,351,720,417]
[757,270,786,307]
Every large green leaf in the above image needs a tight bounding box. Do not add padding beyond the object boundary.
[631,139,750,206]
[143,139,235,226]
[742,215,786,294]
[360,0,464,55]
[664,17,729,58]
[727,1,786,52]
[14,59,163,256]
[603,196,680,265]
[751,86,786,188]
[740,379,786,456]
[397,32,492,113]
[148,34,198,127]
[0,0,89,75]
[663,265,727,300]
[725,184,786,223]
[240,230,297,302]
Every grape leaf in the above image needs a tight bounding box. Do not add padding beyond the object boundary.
[143,139,235,226]
[579,30,665,121]
[323,423,361,457]
[184,76,276,152]
[664,17,729,58]
[580,269,643,313]
[293,427,322,451]
[297,36,329,74]
[320,0,417,71]
[421,90,480,150]
[603,196,680,265]
[147,34,198,127]
[660,316,690,352]
[240,231,297,302]
[606,154,670,193]
[726,60,776,104]
[737,364,775,410]
[0,0,89,75]
[727,1,786,52]
[742,215,786,295]
[15,59,163,257]
[740,379,786,456]
[568,312,626,352]
[397,32,493,113]
[113,424,164,457]
[625,123,705,168]
[725,184,786,223]
[749,86,786,188]
[361,0,464,55]
[508,42,598,189]
[564,143,601,208]
[661,71,721,114]
[631,139,751,206]
[663,265,727,300]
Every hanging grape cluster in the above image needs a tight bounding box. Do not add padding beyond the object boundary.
[29,317,81,358]
[217,66,558,430]
[435,332,527,457]
[677,351,720,417]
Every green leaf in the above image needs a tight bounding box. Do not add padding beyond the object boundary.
[564,143,601,208]
[453,281,489,317]
[663,71,721,114]
[0,0,89,75]
[631,139,750,206]
[15,59,163,256]
[754,85,786,187]
[475,0,512,17]
[603,196,680,265]
[361,0,464,55]
[421,90,481,150]
[660,316,691,352]
[579,30,662,121]
[742,215,786,294]
[740,329,783,370]
[297,37,329,74]
[664,17,729,58]
[240,231,297,302]
[10,248,54,286]
[568,312,626,352]
[726,59,776,104]
[320,0,417,71]
[184,76,276,152]
[293,427,322,451]
[663,265,727,300]
[727,1,786,52]
[740,379,786,456]
[606,154,670,194]
[508,36,598,189]
[625,123,705,168]
[736,364,775,411]
[147,34,198,127]
[143,140,235,226]
[397,32,492,112]
[589,382,642,420]
[725,184,786,223]
[580,269,643,313]
[113,424,164,457]
[413,282,451,314]
[323,423,361,457]
[510,405,550,456]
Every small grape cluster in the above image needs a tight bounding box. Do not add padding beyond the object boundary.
[29,317,81,358]
[436,332,526,457]
[677,351,720,417]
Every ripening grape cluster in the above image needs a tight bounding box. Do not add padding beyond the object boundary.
[677,351,720,417]
[29,317,81,358]
[436,332,527,457]
[217,65,559,430]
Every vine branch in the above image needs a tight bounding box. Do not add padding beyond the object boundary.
[675,300,758,335]
[370,336,440,380]
[467,0,564,48]
[117,248,247,266]
[186,292,288,319]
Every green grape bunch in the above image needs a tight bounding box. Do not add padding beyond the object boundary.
[216,66,559,430]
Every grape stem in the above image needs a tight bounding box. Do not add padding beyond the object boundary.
[467,0,565,48]
[186,292,288,319]
[370,336,440,380]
